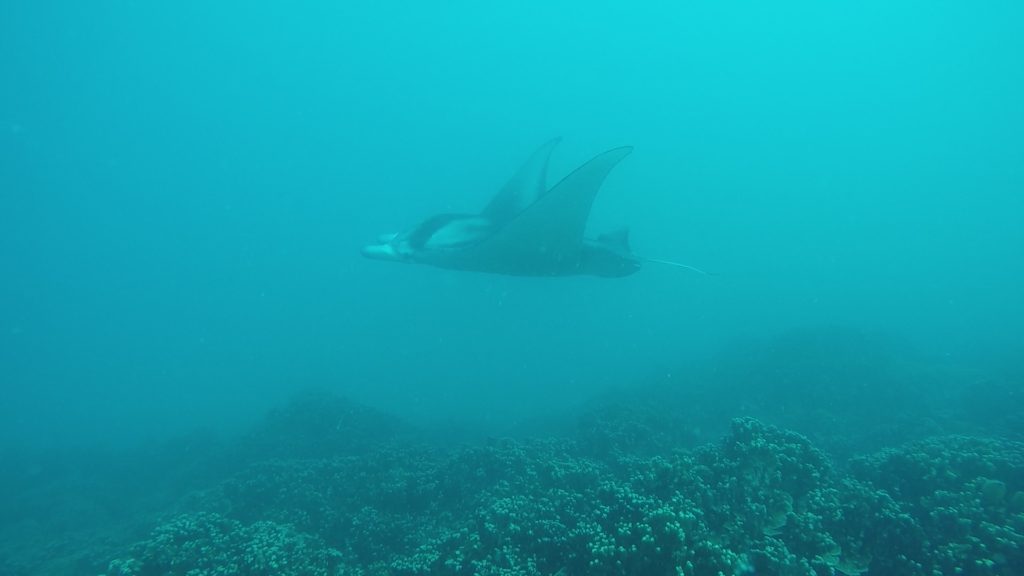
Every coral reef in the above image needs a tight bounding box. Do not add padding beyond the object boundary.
[7,378,1024,575]
[852,435,1024,575]
[106,415,1024,576]
[236,390,411,461]
[105,512,341,576]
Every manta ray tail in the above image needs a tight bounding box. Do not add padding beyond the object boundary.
[641,257,717,276]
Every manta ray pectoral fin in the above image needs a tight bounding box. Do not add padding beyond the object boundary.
[474,146,633,263]
[481,137,562,224]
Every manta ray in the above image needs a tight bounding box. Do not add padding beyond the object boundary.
[361,139,709,278]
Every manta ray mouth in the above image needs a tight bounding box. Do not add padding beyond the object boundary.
[360,243,403,261]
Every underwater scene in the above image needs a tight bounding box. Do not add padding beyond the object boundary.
[1,1,1022,575]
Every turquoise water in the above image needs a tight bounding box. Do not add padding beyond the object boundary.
[1,2,1022,574]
